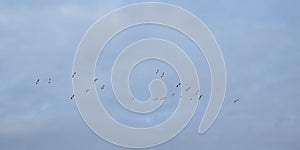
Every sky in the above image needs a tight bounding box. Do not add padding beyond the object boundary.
[0,0,300,149]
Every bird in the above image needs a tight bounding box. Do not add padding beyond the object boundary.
[72,72,76,78]
[93,78,98,83]
[70,95,75,100]
[171,93,175,96]
[85,89,90,93]
[35,79,40,85]
[234,99,240,103]
[160,72,165,78]
[186,87,191,92]
[198,95,203,100]
[176,83,181,87]
[101,85,105,90]
[48,78,52,84]
[160,97,166,100]
[155,69,159,74]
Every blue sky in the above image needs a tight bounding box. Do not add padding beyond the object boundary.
[0,0,299,149]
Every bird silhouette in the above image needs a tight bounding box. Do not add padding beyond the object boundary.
[85,89,90,93]
[48,78,52,84]
[199,95,203,100]
[155,69,159,74]
[234,99,240,103]
[176,83,181,87]
[101,85,105,90]
[186,87,191,92]
[35,79,40,85]
[70,95,75,100]
[93,78,98,83]
[171,93,175,96]
[160,97,166,100]
[72,72,76,78]
[161,72,165,78]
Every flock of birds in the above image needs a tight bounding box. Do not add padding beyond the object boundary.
[34,69,240,103]
[35,78,51,85]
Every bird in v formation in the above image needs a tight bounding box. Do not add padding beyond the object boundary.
[36,69,238,103]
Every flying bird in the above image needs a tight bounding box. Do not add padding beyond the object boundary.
[155,69,159,74]
[101,85,105,90]
[160,97,166,100]
[35,79,40,85]
[48,78,52,84]
[186,87,191,92]
[72,72,76,78]
[198,95,203,100]
[176,83,181,87]
[171,93,175,96]
[160,72,165,78]
[93,78,98,83]
[85,89,90,93]
[234,99,240,103]
[70,95,75,100]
